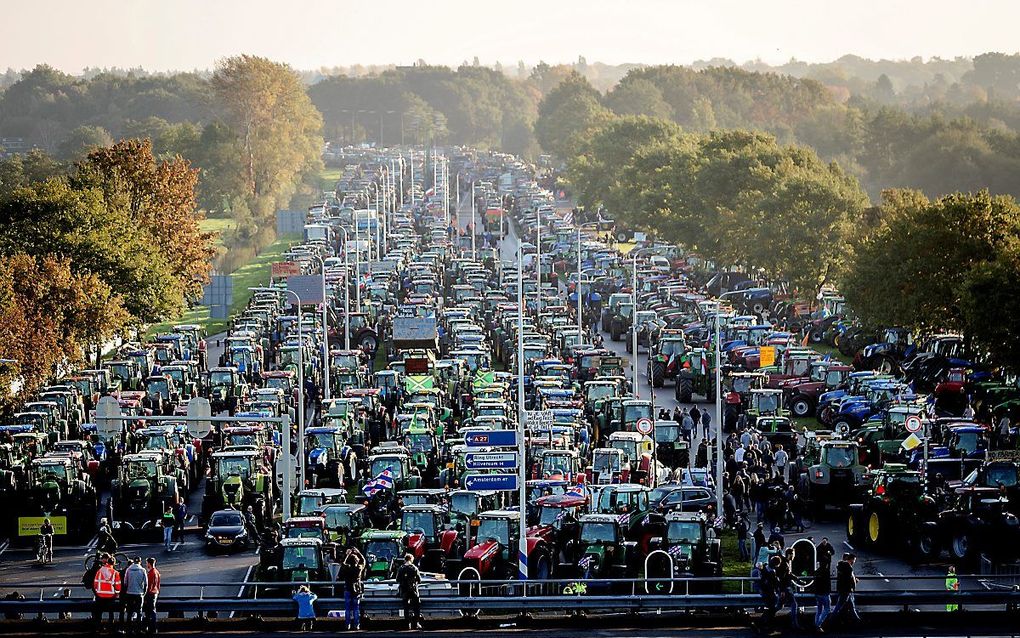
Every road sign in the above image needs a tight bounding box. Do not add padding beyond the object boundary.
[186,397,213,438]
[95,395,122,438]
[905,415,923,434]
[465,430,518,447]
[463,474,519,491]
[272,261,302,278]
[759,346,777,368]
[526,410,554,428]
[636,417,653,436]
[465,452,518,470]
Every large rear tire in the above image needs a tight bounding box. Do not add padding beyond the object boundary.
[791,396,812,418]
[677,377,693,404]
[650,361,665,388]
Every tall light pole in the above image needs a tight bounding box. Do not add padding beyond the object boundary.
[353,213,362,313]
[515,246,527,581]
[631,253,639,398]
[409,151,415,206]
[714,310,724,515]
[471,180,477,259]
[312,255,331,401]
[336,227,352,351]
[284,289,305,495]
[535,207,541,311]
[576,225,583,338]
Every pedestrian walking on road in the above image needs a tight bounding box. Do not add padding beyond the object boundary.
[144,558,160,636]
[812,560,832,631]
[174,499,187,543]
[829,553,861,626]
[396,553,423,630]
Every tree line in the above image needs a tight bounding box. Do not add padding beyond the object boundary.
[555,93,1020,371]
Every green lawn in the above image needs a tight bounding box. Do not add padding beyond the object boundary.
[147,235,297,337]
[319,167,343,192]
[719,529,753,592]
[199,216,239,249]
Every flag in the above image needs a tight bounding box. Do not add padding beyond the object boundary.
[701,354,708,375]
[566,483,586,499]
[362,466,395,497]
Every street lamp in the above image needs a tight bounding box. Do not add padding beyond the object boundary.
[312,254,331,402]
[335,227,352,352]
[631,252,639,398]
[287,289,306,494]
[515,245,527,581]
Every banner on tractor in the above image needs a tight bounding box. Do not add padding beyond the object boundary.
[19,516,67,536]
[759,347,776,368]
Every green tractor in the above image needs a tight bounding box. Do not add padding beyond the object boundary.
[109,452,184,539]
[847,464,937,558]
[18,456,98,541]
[202,449,277,525]
[360,529,411,580]
[648,333,687,389]
[574,513,641,580]
[675,347,716,403]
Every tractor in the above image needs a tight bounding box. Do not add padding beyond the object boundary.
[205,367,249,415]
[18,455,98,541]
[847,464,938,560]
[399,503,463,575]
[202,449,277,525]
[304,426,357,488]
[675,348,716,403]
[360,529,412,579]
[648,334,687,389]
[645,510,722,591]
[458,509,555,585]
[109,452,184,538]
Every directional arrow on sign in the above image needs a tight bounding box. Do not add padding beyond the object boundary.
[463,474,518,491]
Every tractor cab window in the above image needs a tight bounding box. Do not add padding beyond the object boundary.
[451,492,479,517]
[147,378,169,395]
[624,404,652,423]
[580,521,618,544]
[656,424,681,444]
[286,526,322,540]
[732,377,754,394]
[125,460,158,479]
[821,446,856,469]
[281,546,321,570]
[110,363,133,383]
[370,459,403,481]
[476,518,511,546]
[659,340,685,358]
[401,511,437,537]
[610,439,638,462]
[218,457,252,479]
[323,508,352,529]
[542,454,572,476]
[365,539,400,563]
[307,432,338,449]
[406,433,434,453]
[36,463,68,482]
[333,354,360,370]
[210,371,234,387]
[825,370,844,387]
[666,520,701,545]
[227,433,258,447]
[141,434,170,451]
[985,465,1019,488]
[264,377,291,392]
[349,315,367,331]
[298,495,323,515]
[594,452,622,474]
[585,384,615,403]
[539,506,573,528]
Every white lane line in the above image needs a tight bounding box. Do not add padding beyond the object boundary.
[82,534,99,557]
[876,571,890,583]
[229,564,257,619]
[0,539,9,556]
[171,542,181,552]
[843,540,854,550]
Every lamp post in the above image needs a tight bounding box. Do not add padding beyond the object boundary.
[515,246,527,581]
[631,253,639,398]
[335,227,352,351]
[471,180,477,259]
[576,225,583,338]
[714,309,723,515]
[312,255,331,402]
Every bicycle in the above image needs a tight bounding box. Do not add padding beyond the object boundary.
[35,534,53,565]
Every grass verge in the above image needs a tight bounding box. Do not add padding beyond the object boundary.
[320,167,343,192]
[147,235,298,337]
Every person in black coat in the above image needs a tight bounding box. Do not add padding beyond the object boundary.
[812,560,832,631]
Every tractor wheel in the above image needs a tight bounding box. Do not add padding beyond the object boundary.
[530,551,552,581]
[867,511,884,546]
[790,396,812,418]
[610,326,621,342]
[833,419,853,437]
[616,231,628,242]
[677,377,693,404]
[877,355,898,375]
[950,532,972,563]
[847,511,864,544]
[650,361,665,388]
[916,530,941,563]
[359,333,379,355]
[752,302,766,315]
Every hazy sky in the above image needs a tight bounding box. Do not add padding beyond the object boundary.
[4,0,1019,72]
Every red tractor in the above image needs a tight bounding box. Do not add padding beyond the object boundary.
[782,364,853,418]
[458,509,555,585]
[399,504,463,576]
[528,493,585,573]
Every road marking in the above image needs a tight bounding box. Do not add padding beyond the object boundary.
[229,564,257,619]
[0,539,9,556]
[82,534,99,557]
[876,571,890,583]
[843,540,854,550]
[171,542,181,552]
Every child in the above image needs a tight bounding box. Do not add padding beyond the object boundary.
[293,585,318,631]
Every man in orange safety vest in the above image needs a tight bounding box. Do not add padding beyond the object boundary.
[92,554,122,631]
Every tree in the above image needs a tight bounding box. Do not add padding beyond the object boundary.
[211,55,324,224]
[0,253,127,411]
[534,72,612,157]
[57,125,114,161]
[839,190,1020,335]
[604,79,672,120]
[72,139,215,304]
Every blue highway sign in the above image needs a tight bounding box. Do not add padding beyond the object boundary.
[465,452,518,470]
[464,430,518,447]
[463,474,519,491]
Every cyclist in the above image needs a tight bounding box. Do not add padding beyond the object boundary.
[37,518,54,563]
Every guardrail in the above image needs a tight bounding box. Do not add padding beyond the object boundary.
[1,574,1018,619]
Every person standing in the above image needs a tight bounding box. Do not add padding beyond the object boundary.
[396,554,422,630]
[161,506,175,552]
[812,560,832,632]
[736,514,750,561]
[681,411,695,442]
[701,409,712,440]
[342,546,366,630]
[174,499,187,543]
[816,537,835,570]
[945,566,960,612]
[774,444,789,482]
[92,555,122,632]
[752,522,767,562]
[122,556,147,635]
[144,558,160,636]
[689,405,702,438]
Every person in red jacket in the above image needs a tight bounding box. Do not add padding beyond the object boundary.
[92,554,122,631]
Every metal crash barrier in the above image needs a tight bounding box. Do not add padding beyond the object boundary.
[0,575,1018,619]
